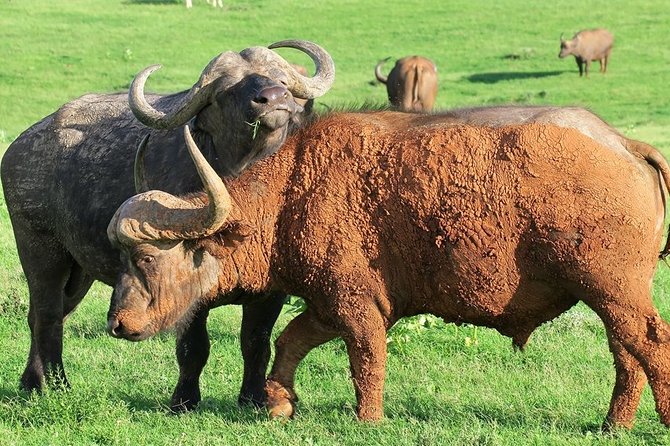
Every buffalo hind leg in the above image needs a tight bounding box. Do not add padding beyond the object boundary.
[586,289,670,427]
[238,292,286,407]
[603,334,647,431]
[18,235,91,392]
[171,307,210,412]
[266,308,338,418]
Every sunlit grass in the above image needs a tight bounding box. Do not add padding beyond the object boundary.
[2,0,670,444]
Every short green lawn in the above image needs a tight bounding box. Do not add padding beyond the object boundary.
[2,0,670,444]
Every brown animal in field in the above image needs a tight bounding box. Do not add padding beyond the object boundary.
[559,28,614,77]
[106,105,670,430]
[375,56,438,111]
[1,40,334,409]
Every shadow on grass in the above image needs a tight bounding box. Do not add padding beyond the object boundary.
[465,71,565,84]
[0,385,24,402]
[124,0,181,5]
[384,394,605,435]
[118,392,270,422]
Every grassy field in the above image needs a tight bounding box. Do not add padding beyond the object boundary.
[2,0,670,444]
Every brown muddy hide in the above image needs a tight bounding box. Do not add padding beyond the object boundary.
[254,116,670,427]
[107,239,220,341]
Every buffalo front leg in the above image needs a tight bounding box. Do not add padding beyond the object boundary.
[603,334,646,431]
[238,292,286,407]
[266,308,338,418]
[340,300,388,421]
[171,307,210,412]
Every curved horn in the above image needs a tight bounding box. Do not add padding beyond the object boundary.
[268,40,335,99]
[129,64,213,129]
[110,126,232,244]
[128,51,244,130]
[134,134,150,193]
[182,125,232,235]
[374,57,391,84]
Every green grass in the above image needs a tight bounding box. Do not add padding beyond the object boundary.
[2,0,670,444]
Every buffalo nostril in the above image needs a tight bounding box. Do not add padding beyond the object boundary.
[107,318,123,337]
[253,85,289,105]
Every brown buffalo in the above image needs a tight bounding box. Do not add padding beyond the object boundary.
[559,28,614,77]
[375,56,438,112]
[107,106,670,429]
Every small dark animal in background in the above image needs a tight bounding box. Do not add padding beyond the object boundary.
[374,56,438,112]
[559,28,614,77]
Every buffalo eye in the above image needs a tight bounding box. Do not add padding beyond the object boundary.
[139,255,154,265]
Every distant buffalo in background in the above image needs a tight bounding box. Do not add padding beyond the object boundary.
[559,28,613,77]
[375,56,438,112]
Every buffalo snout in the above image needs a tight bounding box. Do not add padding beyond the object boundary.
[253,85,290,106]
[106,316,124,338]
[106,311,149,341]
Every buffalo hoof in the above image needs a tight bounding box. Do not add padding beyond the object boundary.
[21,368,69,393]
[170,398,199,413]
[357,405,384,422]
[238,392,265,408]
[170,387,201,413]
[19,374,43,393]
[265,379,296,419]
[268,399,295,419]
[601,415,633,433]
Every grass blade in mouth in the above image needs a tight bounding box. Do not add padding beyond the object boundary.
[245,119,261,140]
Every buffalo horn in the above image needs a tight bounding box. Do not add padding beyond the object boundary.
[129,40,334,129]
[374,57,391,84]
[128,51,242,129]
[181,124,232,238]
[134,134,150,193]
[266,39,336,99]
[110,125,232,244]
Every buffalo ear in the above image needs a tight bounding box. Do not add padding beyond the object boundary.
[194,221,255,258]
[220,221,255,248]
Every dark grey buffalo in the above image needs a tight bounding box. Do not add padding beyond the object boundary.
[559,28,614,77]
[0,39,334,410]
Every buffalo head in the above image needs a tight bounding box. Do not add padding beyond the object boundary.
[558,33,576,58]
[129,40,335,176]
[107,126,238,341]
